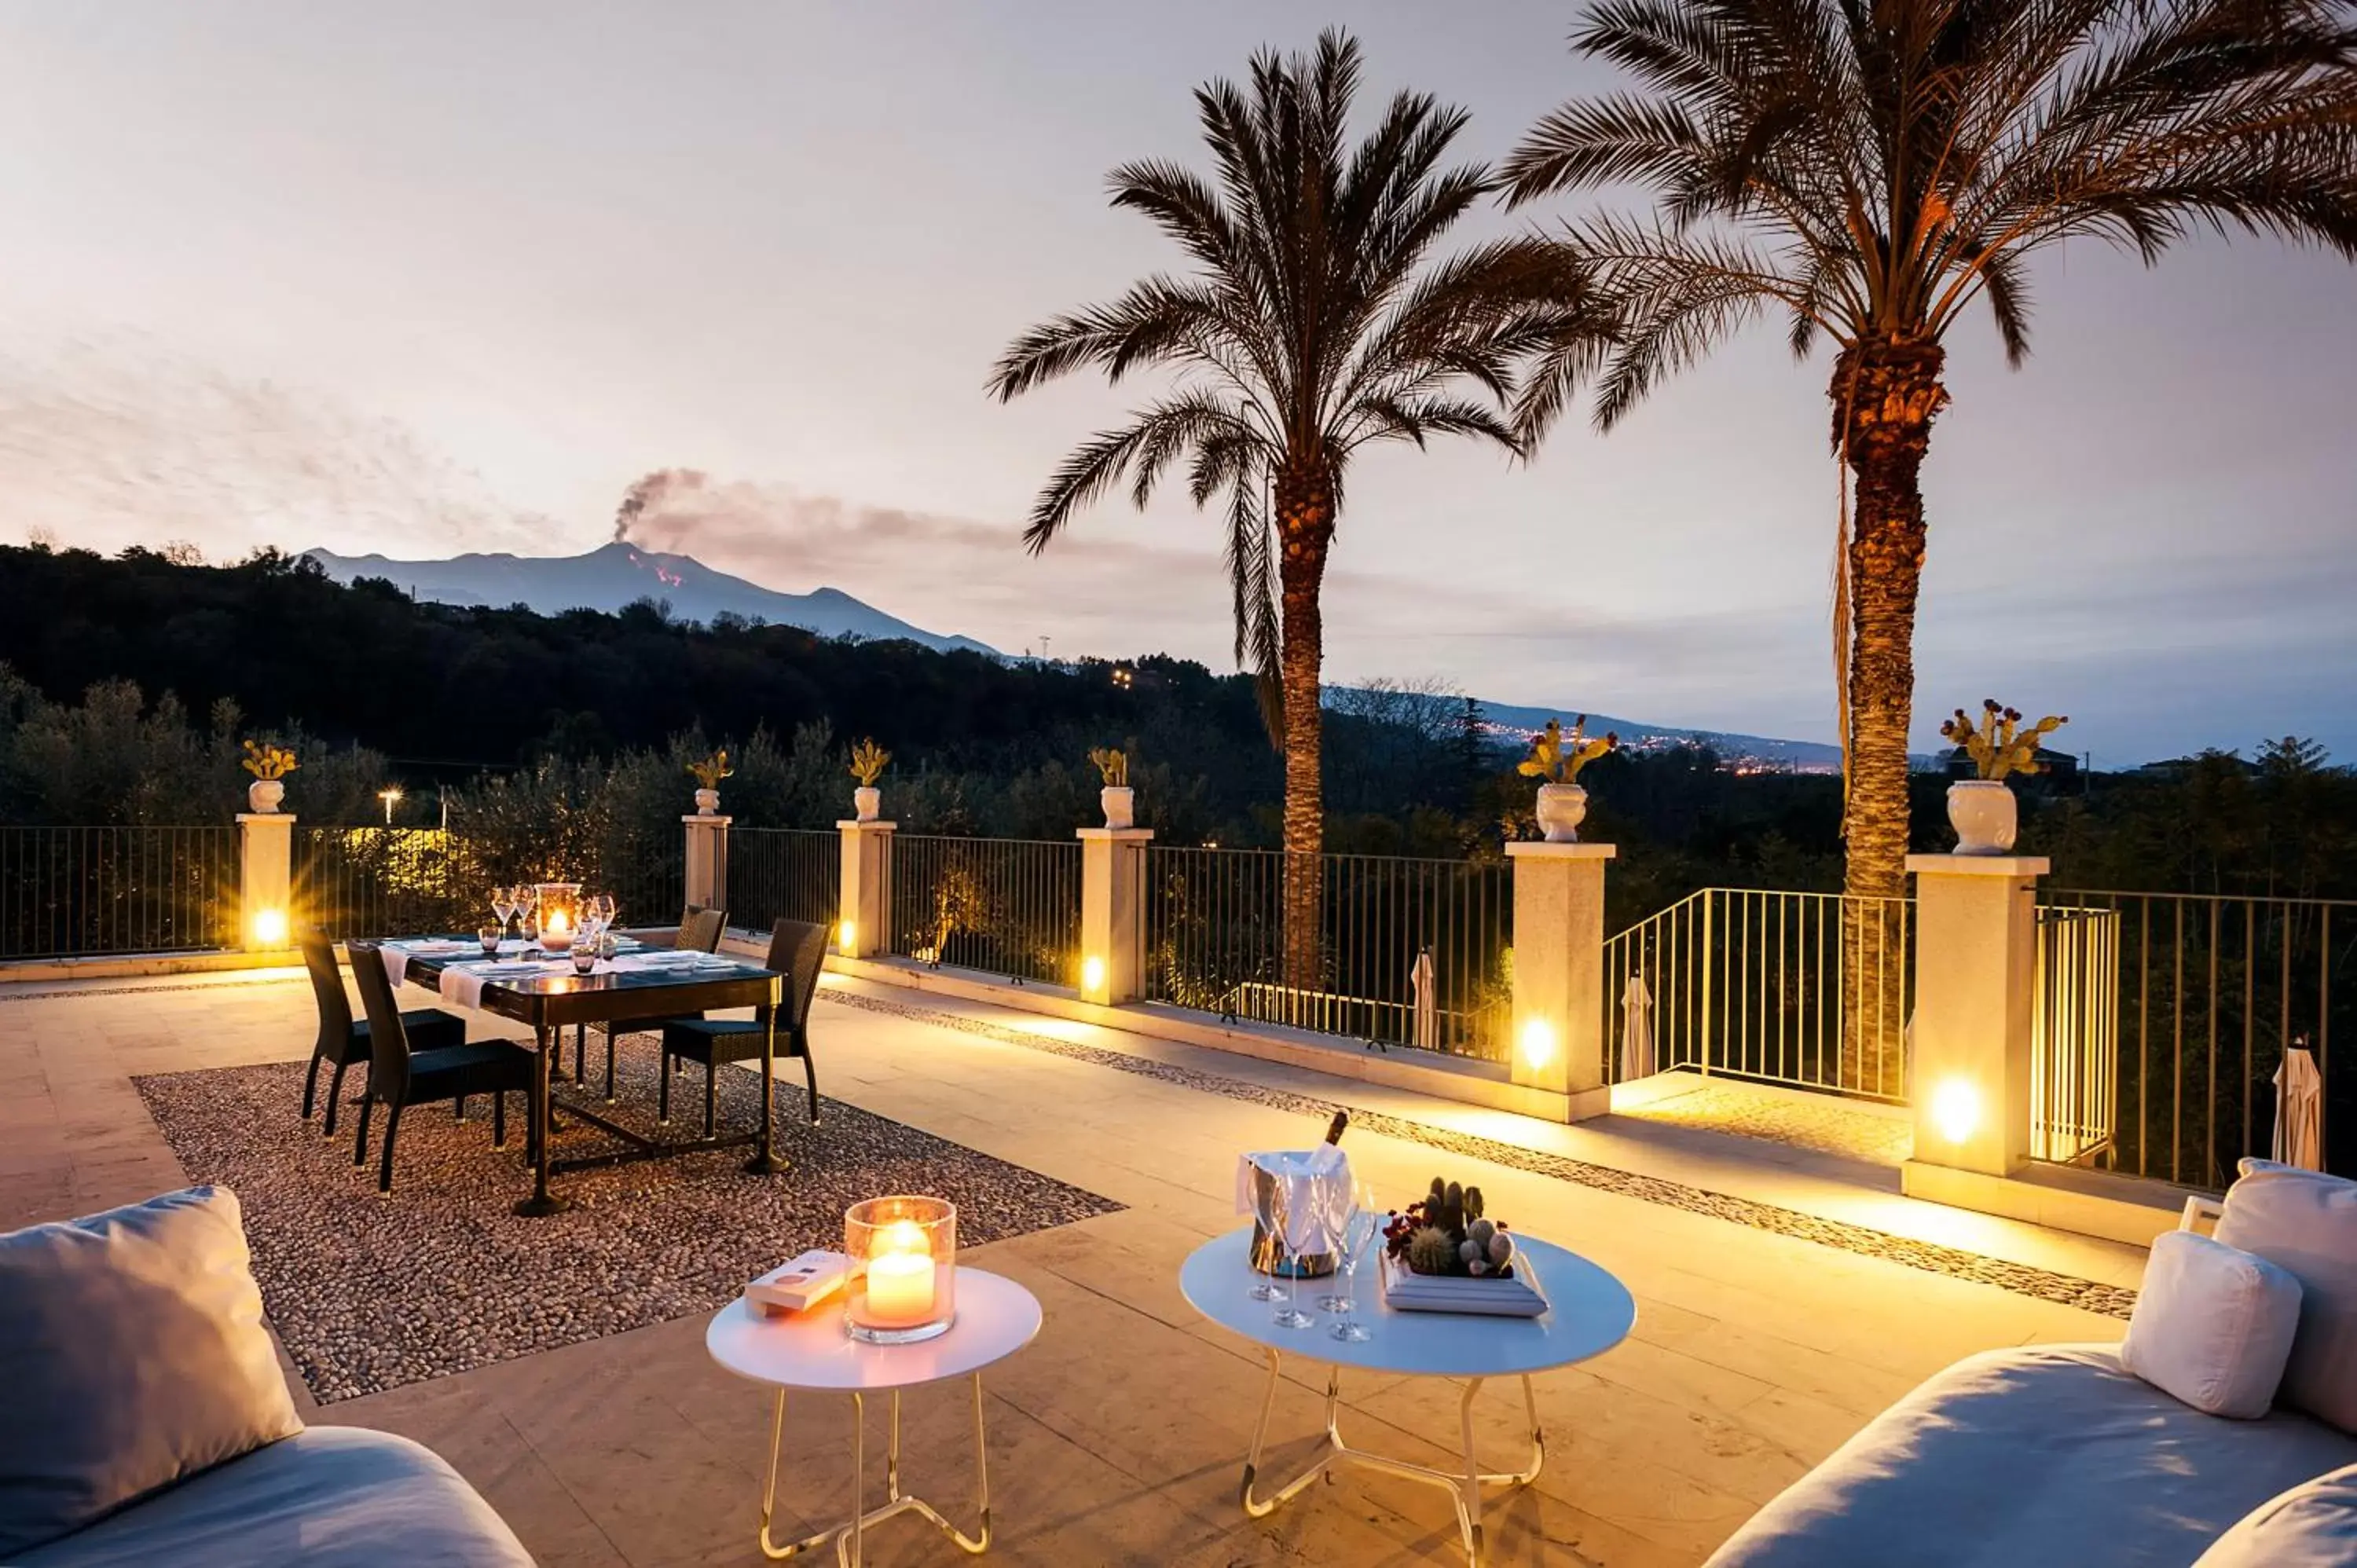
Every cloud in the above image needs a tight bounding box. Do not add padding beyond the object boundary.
[0,333,552,560]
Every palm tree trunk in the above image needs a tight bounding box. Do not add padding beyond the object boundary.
[1831,339,1947,1094]
[1274,460,1335,992]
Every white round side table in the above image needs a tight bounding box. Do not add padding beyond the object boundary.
[1180,1226,1635,1566]
[706,1267,1043,1565]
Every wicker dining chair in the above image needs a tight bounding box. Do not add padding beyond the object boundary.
[658,918,829,1135]
[297,925,467,1137]
[346,940,540,1194]
[574,903,727,1098]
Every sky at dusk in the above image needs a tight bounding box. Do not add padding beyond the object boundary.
[2,2,2352,764]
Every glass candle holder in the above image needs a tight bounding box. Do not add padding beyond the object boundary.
[535,881,582,952]
[844,1196,956,1344]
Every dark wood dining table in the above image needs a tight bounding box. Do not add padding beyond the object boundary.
[384,938,787,1216]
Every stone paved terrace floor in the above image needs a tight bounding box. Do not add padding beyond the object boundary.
[0,965,2148,1567]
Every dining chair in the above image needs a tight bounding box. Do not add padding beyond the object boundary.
[658,918,828,1136]
[346,940,540,1194]
[577,903,727,1098]
[297,925,467,1137]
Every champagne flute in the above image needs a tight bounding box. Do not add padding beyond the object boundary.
[1247,1164,1285,1303]
[1326,1183,1379,1343]
[1270,1178,1314,1330]
[491,886,515,940]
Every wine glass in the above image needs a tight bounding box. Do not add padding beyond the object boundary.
[1270,1178,1315,1330]
[1325,1184,1380,1343]
[490,886,515,939]
[1246,1163,1285,1302]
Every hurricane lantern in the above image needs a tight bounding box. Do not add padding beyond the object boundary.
[843,1195,957,1344]
[534,881,582,952]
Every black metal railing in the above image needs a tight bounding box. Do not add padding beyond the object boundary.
[889,835,1080,987]
[728,828,838,936]
[2031,904,2121,1165]
[1602,888,1915,1101]
[0,826,239,959]
[295,827,473,940]
[2046,890,2350,1184]
[1145,848,1513,1061]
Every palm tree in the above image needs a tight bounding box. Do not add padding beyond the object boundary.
[1501,0,2357,1083]
[992,29,1606,985]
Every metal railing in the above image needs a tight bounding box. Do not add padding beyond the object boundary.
[1144,848,1513,1061]
[296,828,472,940]
[889,835,1080,987]
[728,828,838,937]
[1602,888,1915,1101]
[2031,905,2121,1165]
[297,827,684,940]
[0,826,239,959]
[2046,890,2349,1184]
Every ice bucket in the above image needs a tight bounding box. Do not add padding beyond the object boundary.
[1236,1147,1351,1279]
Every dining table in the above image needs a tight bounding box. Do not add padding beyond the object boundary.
[378,933,788,1216]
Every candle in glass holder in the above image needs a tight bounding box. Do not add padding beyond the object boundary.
[864,1220,936,1324]
[541,907,574,952]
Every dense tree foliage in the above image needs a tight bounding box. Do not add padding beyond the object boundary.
[4,544,2351,921]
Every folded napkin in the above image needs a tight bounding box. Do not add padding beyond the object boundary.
[437,959,560,1012]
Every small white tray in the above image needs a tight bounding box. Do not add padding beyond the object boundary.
[1378,1250,1549,1318]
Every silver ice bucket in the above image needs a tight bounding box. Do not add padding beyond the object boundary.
[1237,1148,1351,1278]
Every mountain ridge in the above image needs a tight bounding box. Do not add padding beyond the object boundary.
[302,541,997,655]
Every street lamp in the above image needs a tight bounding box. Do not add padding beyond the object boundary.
[378,786,404,826]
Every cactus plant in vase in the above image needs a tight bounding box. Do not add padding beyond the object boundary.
[1088,746,1133,828]
[240,740,298,813]
[848,738,890,822]
[687,748,733,815]
[1938,701,2067,853]
[1517,716,1617,843]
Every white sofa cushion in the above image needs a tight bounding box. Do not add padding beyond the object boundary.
[1702,1345,2357,1568]
[2194,1462,2357,1567]
[2216,1158,2357,1433]
[0,1188,303,1559]
[2121,1229,2304,1418]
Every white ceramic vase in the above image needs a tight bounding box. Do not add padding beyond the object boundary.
[247,779,284,814]
[1535,782,1587,844]
[853,786,881,823]
[694,787,720,816]
[1947,779,2018,855]
[1100,786,1135,830]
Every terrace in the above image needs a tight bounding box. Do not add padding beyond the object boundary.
[6,811,2344,1566]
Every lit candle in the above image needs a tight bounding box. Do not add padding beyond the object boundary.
[542,907,573,951]
[863,1219,935,1325]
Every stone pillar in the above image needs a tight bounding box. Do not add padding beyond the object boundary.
[236,812,295,951]
[681,814,731,918]
[1904,854,2047,1176]
[1505,841,1615,1121]
[1076,827,1153,1004]
[837,819,895,959]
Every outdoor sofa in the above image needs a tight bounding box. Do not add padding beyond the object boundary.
[0,1185,533,1567]
[1706,1159,2357,1566]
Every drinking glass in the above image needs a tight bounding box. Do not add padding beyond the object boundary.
[571,941,597,976]
[1246,1166,1285,1303]
[1318,1178,1364,1313]
[1326,1184,1380,1343]
[490,888,515,937]
[477,924,501,957]
[1270,1181,1314,1330]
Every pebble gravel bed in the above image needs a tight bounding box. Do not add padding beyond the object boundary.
[134,1055,1121,1404]
[832,989,2139,1321]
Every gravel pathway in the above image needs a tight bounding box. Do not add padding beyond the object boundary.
[135,1055,1120,1403]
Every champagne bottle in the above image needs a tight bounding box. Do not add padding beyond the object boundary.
[1323,1110,1348,1145]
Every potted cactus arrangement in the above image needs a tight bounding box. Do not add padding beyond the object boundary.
[1937,700,2068,854]
[240,739,298,814]
[848,738,889,822]
[1088,746,1133,829]
[1384,1178,1517,1278]
[687,748,733,815]
[1517,716,1618,843]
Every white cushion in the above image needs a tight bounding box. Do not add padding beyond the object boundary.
[2121,1229,2302,1419]
[2194,1462,2357,1567]
[2216,1158,2357,1433]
